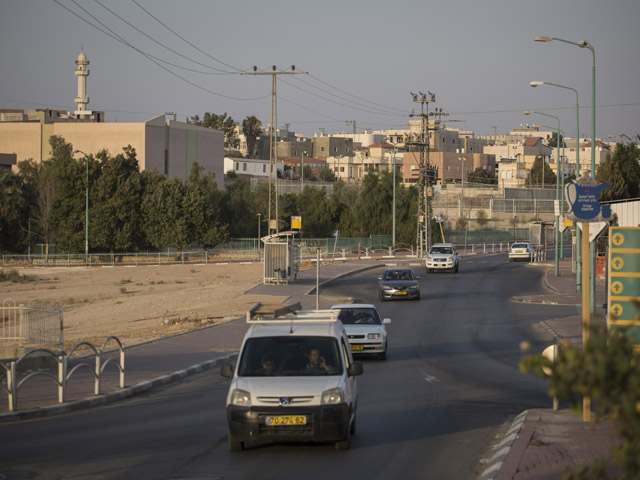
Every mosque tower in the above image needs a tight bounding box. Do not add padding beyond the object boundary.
[74,49,91,116]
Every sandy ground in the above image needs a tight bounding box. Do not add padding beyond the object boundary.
[1,263,287,350]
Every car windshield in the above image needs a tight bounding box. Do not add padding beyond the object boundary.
[383,269,414,281]
[430,246,453,254]
[512,243,529,249]
[237,336,342,377]
[336,308,382,325]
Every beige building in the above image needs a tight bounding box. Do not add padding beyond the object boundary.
[402,151,496,185]
[0,50,224,183]
[0,112,224,183]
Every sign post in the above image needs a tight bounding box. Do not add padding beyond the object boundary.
[565,175,611,422]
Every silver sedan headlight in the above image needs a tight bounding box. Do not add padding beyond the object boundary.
[367,333,382,339]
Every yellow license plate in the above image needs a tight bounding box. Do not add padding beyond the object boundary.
[266,416,307,426]
[395,291,407,295]
[351,344,364,350]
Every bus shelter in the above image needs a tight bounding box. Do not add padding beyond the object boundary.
[262,231,300,285]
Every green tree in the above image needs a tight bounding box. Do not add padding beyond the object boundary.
[597,143,640,201]
[241,116,263,158]
[316,167,336,182]
[141,174,189,249]
[46,136,93,253]
[520,325,640,479]
[17,159,58,259]
[0,169,27,252]
[466,167,498,185]
[190,112,239,149]
[91,146,143,254]
[525,156,557,187]
[183,163,227,247]
[548,131,565,149]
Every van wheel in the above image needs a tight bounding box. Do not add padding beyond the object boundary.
[228,434,244,452]
[336,426,351,450]
[350,412,357,434]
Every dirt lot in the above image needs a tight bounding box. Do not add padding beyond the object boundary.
[1,263,288,350]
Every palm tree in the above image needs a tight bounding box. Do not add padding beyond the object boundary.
[242,116,262,158]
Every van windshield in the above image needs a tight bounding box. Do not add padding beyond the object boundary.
[237,336,342,377]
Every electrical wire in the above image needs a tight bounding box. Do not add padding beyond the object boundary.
[55,0,267,101]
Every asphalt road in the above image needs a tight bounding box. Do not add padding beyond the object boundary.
[0,254,576,480]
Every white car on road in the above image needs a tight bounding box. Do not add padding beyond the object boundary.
[426,243,459,273]
[331,304,391,360]
[508,242,534,262]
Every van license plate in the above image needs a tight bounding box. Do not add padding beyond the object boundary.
[266,416,307,426]
[351,344,364,350]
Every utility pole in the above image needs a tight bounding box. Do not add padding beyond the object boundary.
[242,66,308,233]
[406,92,445,257]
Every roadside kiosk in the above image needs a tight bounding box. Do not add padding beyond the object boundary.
[262,230,300,285]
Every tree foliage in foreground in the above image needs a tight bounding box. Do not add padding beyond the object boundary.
[597,143,640,201]
[520,325,640,479]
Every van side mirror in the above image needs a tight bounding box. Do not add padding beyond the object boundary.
[348,362,363,377]
[382,318,391,325]
[220,363,235,378]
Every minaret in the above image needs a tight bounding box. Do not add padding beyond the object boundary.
[74,49,91,116]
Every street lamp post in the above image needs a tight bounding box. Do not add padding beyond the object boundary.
[392,145,397,252]
[534,35,597,314]
[301,151,306,190]
[530,80,581,289]
[524,111,561,276]
[73,149,89,263]
[458,157,465,218]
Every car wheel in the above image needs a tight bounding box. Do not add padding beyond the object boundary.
[336,424,351,450]
[350,411,357,434]
[413,293,420,301]
[454,264,459,273]
[228,434,244,452]
[379,350,387,361]
[379,291,386,302]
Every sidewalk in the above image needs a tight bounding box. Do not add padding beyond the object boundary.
[481,257,620,480]
[1,255,621,479]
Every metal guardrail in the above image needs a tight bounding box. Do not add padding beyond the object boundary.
[0,336,125,412]
[0,300,63,349]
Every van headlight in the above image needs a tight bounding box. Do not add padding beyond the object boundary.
[367,333,382,339]
[321,387,344,405]
[230,388,251,406]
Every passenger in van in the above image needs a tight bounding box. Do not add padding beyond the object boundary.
[305,348,336,375]
[257,354,278,375]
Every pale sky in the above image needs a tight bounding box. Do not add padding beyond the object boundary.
[1,0,639,140]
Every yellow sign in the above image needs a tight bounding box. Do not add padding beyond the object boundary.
[291,216,302,230]
[611,304,624,317]
[612,232,625,246]
[611,257,624,270]
[611,281,624,295]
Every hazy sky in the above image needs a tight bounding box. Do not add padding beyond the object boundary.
[1,0,638,140]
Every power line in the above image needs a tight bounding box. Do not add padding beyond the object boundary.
[131,0,250,74]
[55,0,267,101]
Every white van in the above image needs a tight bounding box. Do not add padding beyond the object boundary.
[221,303,363,451]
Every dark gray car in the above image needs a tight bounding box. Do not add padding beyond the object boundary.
[378,267,420,301]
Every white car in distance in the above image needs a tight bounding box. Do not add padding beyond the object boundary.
[331,304,391,360]
[426,243,459,273]
[508,242,534,262]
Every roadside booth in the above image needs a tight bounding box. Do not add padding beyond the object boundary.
[262,231,300,285]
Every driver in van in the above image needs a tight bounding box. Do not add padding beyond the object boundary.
[305,348,336,374]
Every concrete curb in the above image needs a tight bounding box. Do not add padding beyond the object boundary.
[0,354,237,423]
[478,410,529,480]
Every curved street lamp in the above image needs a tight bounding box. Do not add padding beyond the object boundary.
[534,35,597,314]
[530,80,581,290]
[524,111,561,276]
